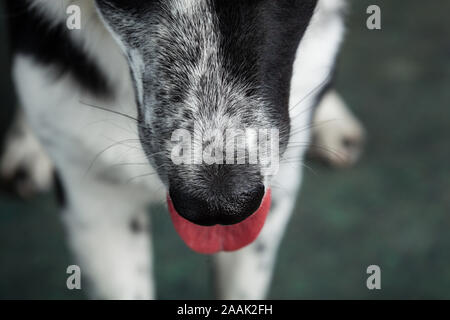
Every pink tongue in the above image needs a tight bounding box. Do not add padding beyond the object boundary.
[167,190,271,254]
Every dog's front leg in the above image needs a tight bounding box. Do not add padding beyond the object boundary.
[60,175,155,300]
[0,108,54,197]
[308,89,366,168]
[213,163,303,300]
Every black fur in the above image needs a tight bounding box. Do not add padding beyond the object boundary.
[130,217,144,233]
[214,0,318,138]
[53,171,67,208]
[5,0,112,97]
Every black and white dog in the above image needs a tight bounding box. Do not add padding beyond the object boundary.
[2,0,364,299]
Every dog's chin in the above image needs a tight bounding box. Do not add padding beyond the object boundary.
[167,189,272,254]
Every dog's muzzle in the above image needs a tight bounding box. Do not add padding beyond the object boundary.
[167,189,272,254]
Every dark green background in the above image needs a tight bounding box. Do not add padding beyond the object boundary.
[1,0,449,299]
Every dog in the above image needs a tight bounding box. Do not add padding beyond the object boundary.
[2,0,365,299]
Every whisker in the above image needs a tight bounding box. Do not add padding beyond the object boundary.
[289,73,332,114]
[84,139,144,178]
[126,172,160,184]
[284,143,346,163]
[109,162,150,168]
[289,118,338,137]
[269,182,290,194]
[79,100,141,124]
[280,158,319,176]
[102,150,169,171]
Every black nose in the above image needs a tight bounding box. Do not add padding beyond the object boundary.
[169,183,265,226]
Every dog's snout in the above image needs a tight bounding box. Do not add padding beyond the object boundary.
[169,183,265,226]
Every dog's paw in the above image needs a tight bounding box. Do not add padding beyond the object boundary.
[0,117,53,198]
[308,90,366,168]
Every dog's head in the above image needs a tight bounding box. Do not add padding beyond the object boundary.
[95,0,318,253]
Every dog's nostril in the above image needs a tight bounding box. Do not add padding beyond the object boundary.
[169,187,211,225]
[242,183,265,219]
[169,183,265,226]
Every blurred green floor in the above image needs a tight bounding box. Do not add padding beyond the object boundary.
[1,0,450,299]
